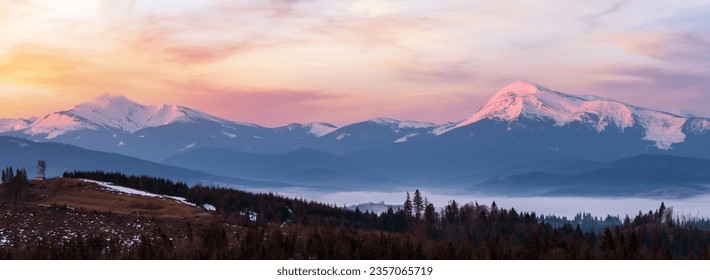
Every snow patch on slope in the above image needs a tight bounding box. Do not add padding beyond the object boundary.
[432,122,460,135]
[221,131,237,139]
[305,122,338,137]
[394,133,419,143]
[634,110,686,149]
[369,118,436,129]
[278,122,338,137]
[180,143,197,151]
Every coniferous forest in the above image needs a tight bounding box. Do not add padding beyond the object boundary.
[0,170,709,259]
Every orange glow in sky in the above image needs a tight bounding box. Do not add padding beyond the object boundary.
[1,1,709,126]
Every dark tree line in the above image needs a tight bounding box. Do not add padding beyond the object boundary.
[1,167,30,204]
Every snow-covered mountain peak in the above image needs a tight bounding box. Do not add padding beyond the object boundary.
[69,94,153,132]
[0,118,36,133]
[444,81,697,150]
[69,94,175,133]
[455,81,637,129]
[78,93,138,109]
[24,94,232,138]
[495,80,549,96]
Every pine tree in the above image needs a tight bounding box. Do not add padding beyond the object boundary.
[5,168,28,203]
[600,227,616,257]
[657,202,666,223]
[2,167,14,184]
[424,203,438,225]
[403,192,413,217]
[445,200,459,225]
[413,189,424,220]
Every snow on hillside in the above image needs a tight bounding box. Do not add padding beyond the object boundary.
[394,133,419,143]
[444,80,695,149]
[688,119,710,134]
[633,109,686,149]
[203,204,216,211]
[81,179,196,207]
[432,122,461,135]
[221,131,237,139]
[369,118,437,129]
[28,113,98,139]
[305,122,338,137]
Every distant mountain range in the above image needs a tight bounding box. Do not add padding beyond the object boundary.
[478,154,710,198]
[0,136,295,188]
[0,93,450,161]
[3,80,710,197]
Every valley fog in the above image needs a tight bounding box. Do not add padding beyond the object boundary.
[249,187,710,219]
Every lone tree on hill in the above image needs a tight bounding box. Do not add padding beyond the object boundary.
[37,160,47,179]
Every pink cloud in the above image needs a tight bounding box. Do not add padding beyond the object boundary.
[380,91,487,124]
[100,2,306,64]
[168,79,488,126]
[585,66,710,117]
[173,82,349,126]
[387,60,477,84]
[602,32,710,62]
[306,13,436,50]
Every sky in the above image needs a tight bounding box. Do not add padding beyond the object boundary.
[1,0,709,126]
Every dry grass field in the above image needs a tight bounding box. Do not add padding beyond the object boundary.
[31,178,210,219]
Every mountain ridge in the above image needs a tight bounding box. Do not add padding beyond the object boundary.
[4,81,709,152]
[445,80,705,149]
[0,135,297,188]
[477,154,710,197]
[24,93,235,138]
